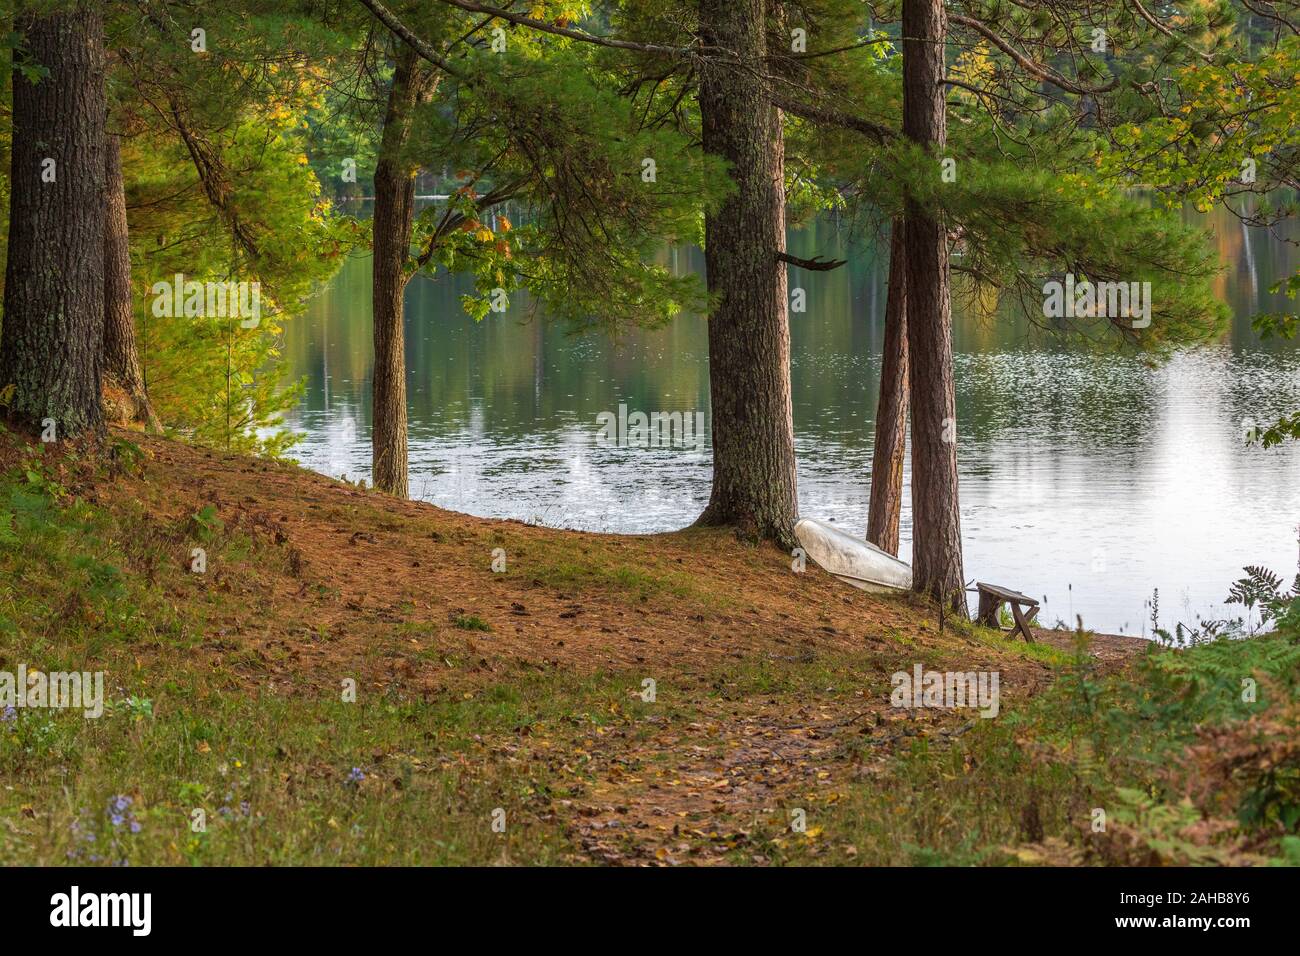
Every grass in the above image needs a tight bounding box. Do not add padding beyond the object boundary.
[1,429,1297,866]
[758,631,1300,866]
[0,440,711,863]
[2,691,580,865]
[0,448,623,865]
[522,553,701,604]
[451,614,492,632]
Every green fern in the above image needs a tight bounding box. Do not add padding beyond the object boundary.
[1227,564,1300,629]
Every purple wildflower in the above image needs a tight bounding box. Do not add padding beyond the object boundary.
[106,795,140,834]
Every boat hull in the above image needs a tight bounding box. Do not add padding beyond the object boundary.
[794,518,913,592]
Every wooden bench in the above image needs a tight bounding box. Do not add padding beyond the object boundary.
[975,582,1039,642]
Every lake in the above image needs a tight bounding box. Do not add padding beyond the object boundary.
[282,208,1300,636]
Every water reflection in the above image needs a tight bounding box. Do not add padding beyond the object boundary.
[283,207,1300,634]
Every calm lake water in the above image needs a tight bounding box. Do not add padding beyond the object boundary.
[282,208,1300,636]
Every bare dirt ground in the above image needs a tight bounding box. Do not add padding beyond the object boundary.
[113,434,1064,688]
[94,433,1151,864]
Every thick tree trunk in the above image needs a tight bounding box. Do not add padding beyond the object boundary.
[694,0,798,548]
[866,217,908,556]
[902,0,966,613]
[1,5,108,439]
[371,49,433,497]
[103,131,160,431]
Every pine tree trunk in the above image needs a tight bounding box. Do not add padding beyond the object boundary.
[103,131,160,431]
[371,49,433,497]
[866,217,908,556]
[902,0,966,613]
[694,0,798,548]
[0,5,108,439]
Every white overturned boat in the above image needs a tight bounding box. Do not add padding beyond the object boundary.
[794,518,913,593]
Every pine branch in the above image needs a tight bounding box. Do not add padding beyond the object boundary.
[426,0,704,57]
[778,252,847,271]
[356,0,473,82]
[948,14,1119,97]
[770,92,894,142]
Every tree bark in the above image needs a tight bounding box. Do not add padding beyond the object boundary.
[102,130,160,431]
[866,217,908,556]
[1,4,108,439]
[371,48,434,497]
[694,0,798,548]
[902,0,966,613]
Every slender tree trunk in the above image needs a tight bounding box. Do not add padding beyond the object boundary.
[371,48,434,497]
[866,217,908,555]
[103,131,160,431]
[1,4,108,439]
[902,0,966,613]
[694,0,798,548]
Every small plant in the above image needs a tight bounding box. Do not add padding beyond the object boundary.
[1148,587,1162,642]
[189,504,224,543]
[452,613,492,632]
[20,447,66,499]
[217,786,253,821]
[1092,787,1239,866]
[67,795,144,866]
[120,696,154,722]
[1061,616,1100,726]
[1226,565,1300,634]
[108,437,146,477]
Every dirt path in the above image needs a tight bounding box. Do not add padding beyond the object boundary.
[563,629,1152,865]
[564,687,1021,864]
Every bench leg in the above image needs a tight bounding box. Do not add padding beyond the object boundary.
[1010,602,1035,643]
